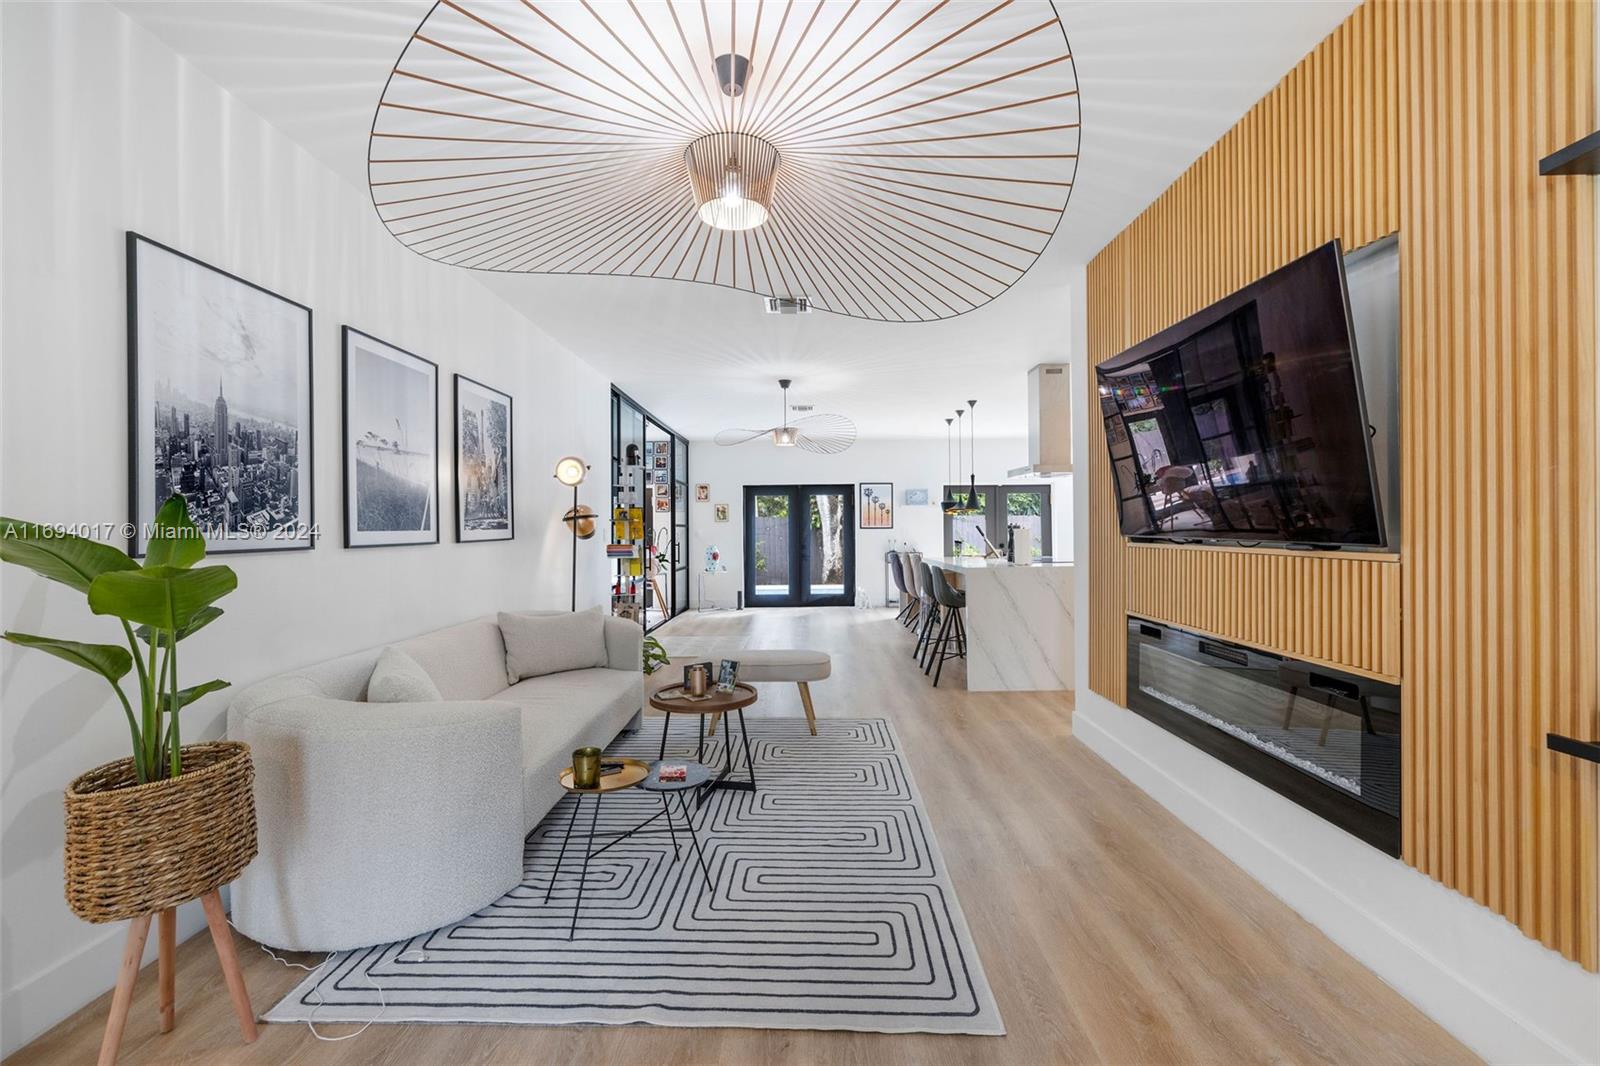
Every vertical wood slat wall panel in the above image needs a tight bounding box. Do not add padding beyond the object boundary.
[1084,0,1597,969]
[1124,546,1402,682]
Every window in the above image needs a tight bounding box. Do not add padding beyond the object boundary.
[942,484,1053,559]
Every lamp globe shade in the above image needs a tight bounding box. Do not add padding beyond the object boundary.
[554,456,588,486]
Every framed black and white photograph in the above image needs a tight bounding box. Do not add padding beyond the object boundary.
[126,233,314,556]
[859,482,894,529]
[454,374,513,542]
[342,326,439,548]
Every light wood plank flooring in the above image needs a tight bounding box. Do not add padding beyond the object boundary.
[7,607,1475,1065]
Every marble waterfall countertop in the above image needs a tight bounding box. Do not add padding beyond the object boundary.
[925,557,1074,691]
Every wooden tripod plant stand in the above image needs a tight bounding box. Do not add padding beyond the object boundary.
[98,890,257,1065]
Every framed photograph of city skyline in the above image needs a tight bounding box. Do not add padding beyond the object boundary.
[342,326,439,548]
[453,374,513,543]
[126,233,314,557]
[859,482,894,529]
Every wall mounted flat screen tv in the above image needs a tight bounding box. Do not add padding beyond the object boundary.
[1096,240,1386,548]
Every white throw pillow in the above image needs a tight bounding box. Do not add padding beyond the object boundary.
[499,609,608,683]
[367,646,443,703]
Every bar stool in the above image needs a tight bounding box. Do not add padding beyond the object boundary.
[926,564,967,687]
[914,559,942,665]
[900,551,923,631]
[887,552,914,626]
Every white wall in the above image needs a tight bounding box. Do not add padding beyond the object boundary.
[0,2,613,1054]
[1065,265,1600,1065]
[686,437,1072,608]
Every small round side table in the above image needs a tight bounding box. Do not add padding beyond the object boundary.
[648,683,760,793]
[638,761,715,893]
[546,756,649,940]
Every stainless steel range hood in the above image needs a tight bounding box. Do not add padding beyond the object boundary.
[1007,363,1072,477]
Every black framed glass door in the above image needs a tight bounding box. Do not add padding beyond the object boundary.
[744,484,854,607]
[610,386,687,632]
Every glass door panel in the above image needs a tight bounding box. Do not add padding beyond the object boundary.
[801,487,853,605]
[748,490,794,602]
[1004,489,1049,559]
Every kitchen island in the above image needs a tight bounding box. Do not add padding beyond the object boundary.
[925,557,1074,692]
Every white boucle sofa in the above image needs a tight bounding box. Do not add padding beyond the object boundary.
[226,612,643,951]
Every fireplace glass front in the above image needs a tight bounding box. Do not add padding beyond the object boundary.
[1127,617,1401,854]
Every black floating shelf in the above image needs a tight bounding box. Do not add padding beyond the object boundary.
[1540,130,1600,176]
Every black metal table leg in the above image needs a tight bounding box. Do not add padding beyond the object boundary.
[677,792,713,895]
[658,712,670,761]
[569,793,602,940]
[546,792,582,903]
[660,794,680,860]
[737,708,757,791]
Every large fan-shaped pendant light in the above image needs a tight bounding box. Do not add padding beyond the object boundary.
[368,1,1080,323]
[716,379,856,455]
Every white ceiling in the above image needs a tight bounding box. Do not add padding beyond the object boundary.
[116,0,1358,439]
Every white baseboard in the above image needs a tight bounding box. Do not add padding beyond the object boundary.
[1073,693,1600,1066]
[0,892,220,1057]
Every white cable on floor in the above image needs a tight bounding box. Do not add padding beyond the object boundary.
[231,918,424,1042]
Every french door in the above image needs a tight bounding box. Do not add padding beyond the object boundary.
[743,485,855,607]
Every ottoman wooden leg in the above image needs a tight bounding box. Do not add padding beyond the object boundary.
[797,682,818,735]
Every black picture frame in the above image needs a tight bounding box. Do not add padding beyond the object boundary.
[453,373,514,543]
[125,232,316,557]
[859,481,894,529]
[341,325,440,549]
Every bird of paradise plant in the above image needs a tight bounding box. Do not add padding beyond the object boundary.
[1,496,237,783]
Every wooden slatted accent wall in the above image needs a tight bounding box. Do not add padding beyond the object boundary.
[1086,0,1597,968]
[1125,545,1402,682]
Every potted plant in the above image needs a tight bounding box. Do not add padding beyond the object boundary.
[643,633,670,675]
[1,496,259,1060]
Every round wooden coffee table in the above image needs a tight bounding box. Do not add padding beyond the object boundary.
[649,683,759,793]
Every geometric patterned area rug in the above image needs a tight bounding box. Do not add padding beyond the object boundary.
[265,718,1004,1035]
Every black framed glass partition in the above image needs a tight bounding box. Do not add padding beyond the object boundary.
[610,387,687,632]
[942,484,1053,558]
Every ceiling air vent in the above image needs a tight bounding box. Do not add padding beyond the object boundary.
[764,296,811,315]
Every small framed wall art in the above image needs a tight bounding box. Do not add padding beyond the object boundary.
[905,488,930,506]
[859,482,893,529]
[695,483,710,502]
[714,503,729,522]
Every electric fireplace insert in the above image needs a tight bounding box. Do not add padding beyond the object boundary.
[1126,616,1401,855]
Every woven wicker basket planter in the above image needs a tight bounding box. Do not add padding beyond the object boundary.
[64,741,257,924]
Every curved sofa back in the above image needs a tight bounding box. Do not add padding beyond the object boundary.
[228,614,511,721]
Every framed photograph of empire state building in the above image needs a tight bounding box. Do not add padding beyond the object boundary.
[126,233,315,556]
[453,374,513,542]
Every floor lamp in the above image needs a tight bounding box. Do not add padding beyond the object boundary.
[554,456,590,611]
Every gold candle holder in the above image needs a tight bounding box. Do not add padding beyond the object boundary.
[571,747,602,789]
[687,665,708,697]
